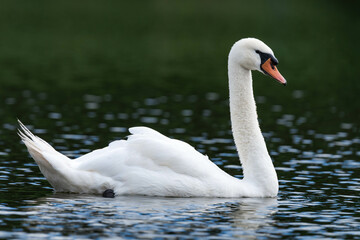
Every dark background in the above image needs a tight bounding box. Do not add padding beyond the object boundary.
[0,1,359,238]
[0,1,358,106]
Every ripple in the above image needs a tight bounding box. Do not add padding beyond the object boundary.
[1,92,360,239]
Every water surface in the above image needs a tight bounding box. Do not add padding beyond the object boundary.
[0,0,359,239]
[1,91,359,239]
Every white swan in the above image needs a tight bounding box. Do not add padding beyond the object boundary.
[19,38,286,198]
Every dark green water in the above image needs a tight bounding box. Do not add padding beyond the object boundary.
[0,1,359,239]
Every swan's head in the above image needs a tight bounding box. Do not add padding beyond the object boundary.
[229,38,286,85]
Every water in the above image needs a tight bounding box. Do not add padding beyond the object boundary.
[3,195,278,239]
[0,0,359,239]
[0,91,359,239]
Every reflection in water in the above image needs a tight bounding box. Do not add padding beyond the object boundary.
[0,90,359,239]
[13,195,277,239]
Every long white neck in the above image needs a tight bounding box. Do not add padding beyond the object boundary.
[228,59,278,195]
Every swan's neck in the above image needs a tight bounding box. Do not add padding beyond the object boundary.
[228,60,278,193]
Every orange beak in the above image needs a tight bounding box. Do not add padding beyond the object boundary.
[261,58,287,85]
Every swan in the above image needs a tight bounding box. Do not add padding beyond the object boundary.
[18,38,286,198]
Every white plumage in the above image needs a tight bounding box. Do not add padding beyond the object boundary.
[19,38,286,198]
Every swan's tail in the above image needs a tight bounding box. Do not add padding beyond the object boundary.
[18,120,72,191]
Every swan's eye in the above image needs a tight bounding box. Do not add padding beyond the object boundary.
[256,50,279,67]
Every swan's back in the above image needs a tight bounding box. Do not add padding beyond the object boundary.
[74,127,237,196]
[20,123,240,197]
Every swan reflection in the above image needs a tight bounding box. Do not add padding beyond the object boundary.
[21,194,278,238]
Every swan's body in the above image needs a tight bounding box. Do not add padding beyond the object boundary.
[19,38,286,198]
